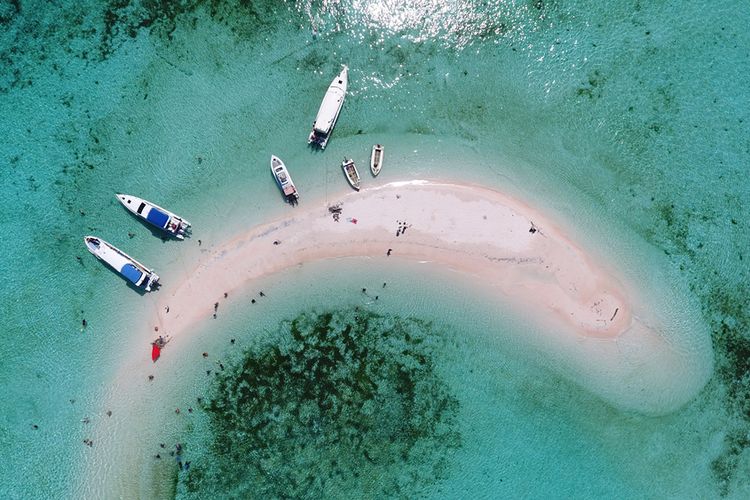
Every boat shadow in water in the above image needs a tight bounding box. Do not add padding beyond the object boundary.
[307,142,326,153]
[273,190,298,206]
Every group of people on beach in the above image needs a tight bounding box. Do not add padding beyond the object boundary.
[152,335,170,349]
[396,220,411,237]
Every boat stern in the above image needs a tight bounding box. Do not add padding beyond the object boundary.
[144,272,160,292]
[308,130,329,149]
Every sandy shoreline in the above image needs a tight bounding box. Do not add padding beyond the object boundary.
[155,180,631,341]
[81,180,713,498]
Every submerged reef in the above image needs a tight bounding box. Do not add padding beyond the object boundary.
[180,309,460,497]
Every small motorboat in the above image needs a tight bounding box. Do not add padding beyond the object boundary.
[309,65,348,149]
[116,194,191,239]
[270,155,299,205]
[342,157,360,191]
[370,144,384,177]
[84,236,159,291]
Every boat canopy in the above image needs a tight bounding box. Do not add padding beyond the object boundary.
[313,87,345,135]
[121,263,144,284]
[146,208,170,228]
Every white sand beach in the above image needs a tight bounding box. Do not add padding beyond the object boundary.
[157,180,630,339]
[146,180,709,413]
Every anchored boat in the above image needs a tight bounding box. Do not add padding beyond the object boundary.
[84,236,159,291]
[116,194,191,239]
[308,65,348,149]
[342,157,361,191]
[270,155,299,205]
[370,144,384,176]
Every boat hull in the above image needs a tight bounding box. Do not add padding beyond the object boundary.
[342,159,361,191]
[116,194,191,239]
[309,66,348,149]
[270,155,299,205]
[370,144,383,176]
[84,236,159,291]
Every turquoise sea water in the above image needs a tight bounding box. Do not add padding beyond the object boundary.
[1,0,748,498]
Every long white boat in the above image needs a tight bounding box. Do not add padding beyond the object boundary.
[116,194,191,239]
[84,236,159,291]
[342,157,360,191]
[270,155,299,205]
[370,144,384,177]
[308,65,348,149]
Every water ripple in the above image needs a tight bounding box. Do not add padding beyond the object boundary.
[294,0,547,51]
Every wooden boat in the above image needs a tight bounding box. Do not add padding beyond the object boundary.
[308,65,348,149]
[370,144,384,176]
[84,236,159,291]
[270,155,299,205]
[116,194,191,239]
[342,157,360,191]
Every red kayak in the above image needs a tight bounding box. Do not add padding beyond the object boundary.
[151,343,161,362]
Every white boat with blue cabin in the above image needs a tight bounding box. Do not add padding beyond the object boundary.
[84,236,159,291]
[270,155,299,205]
[308,65,348,149]
[116,194,191,239]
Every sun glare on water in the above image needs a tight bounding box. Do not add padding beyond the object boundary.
[300,0,539,49]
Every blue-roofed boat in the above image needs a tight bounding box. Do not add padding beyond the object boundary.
[116,194,191,239]
[84,236,159,291]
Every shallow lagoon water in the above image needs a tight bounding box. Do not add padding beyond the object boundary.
[1,0,749,498]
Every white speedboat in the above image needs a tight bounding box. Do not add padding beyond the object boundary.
[308,65,348,149]
[370,144,384,177]
[84,236,159,291]
[342,157,360,191]
[270,155,299,205]
[116,194,191,239]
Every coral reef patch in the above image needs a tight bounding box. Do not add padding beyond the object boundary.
[179,309,461,497]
